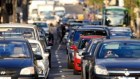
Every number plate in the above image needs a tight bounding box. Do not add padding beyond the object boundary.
[0,77,11,79]
[118,77,135,79]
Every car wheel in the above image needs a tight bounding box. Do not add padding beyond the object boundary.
[67,56,73,69]
[66,48,68,54]
[81,74,84,79]
[73,69,79,75]
[49,52,51,68]
[86,71,89,79]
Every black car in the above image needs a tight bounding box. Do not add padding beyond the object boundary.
[88,39,140,79]
[0,38,42,79]
[81,38,103,79]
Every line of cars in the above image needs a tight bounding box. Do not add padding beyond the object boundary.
[0,23,51,79]
[62,17,139,79]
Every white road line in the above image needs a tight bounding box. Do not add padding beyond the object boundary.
[58,61,61,64]
[56,55,59,58]
[59,65,62,68]
[61,75,65,78]
[59,70,63,73]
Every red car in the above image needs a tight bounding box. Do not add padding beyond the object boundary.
[72,35,105,75]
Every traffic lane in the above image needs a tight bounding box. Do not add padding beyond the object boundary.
[48,43,80,79]
[64,4,84,14]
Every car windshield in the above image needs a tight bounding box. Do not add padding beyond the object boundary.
[105,9,126,26]
[73,30,107,42]
[55,10,65,15]
[78,39,90,49]
[97,42,140,58]
[77,30,107,36]
[111,31,132,36]
[30,43,42,56]
[33,23,48,28]
[45,16,55,20]
[0,27,35,39]
[0,41,30,58]
[70,23,83,27]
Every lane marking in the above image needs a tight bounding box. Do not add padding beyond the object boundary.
[54,44,61,54]
[56,55,59,57]
[59,65,62,67]
[59,70,63,73]
[58,61,61,64]
[61,75,65,78]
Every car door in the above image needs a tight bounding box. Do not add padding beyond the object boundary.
[39,42,50,74]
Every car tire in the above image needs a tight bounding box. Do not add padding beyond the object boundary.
[73,69,79,75]
[48,51,51,68]
[67,56,73,69]
[66,48,68,54]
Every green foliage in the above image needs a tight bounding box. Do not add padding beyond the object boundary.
[124,0,137,20]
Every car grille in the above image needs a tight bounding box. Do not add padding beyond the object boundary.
[109,70,140,76]
[0,70,17,76]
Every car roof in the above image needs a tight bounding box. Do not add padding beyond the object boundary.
[28,39,40,44]
[0,23,37,28]
[105,6,127,10]
[108,27,131,32]
[80,35,105,39]
[33,21,48,24]
[77,25,108,30]
[102,39,140,43]
[0,37,28,42]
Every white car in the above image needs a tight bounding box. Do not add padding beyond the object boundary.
[33,21,49,34]
[29,40,50,79]
[54,6,66,17]
[45,15,59,26]
[0,23,47,49]
[59,0,79,5]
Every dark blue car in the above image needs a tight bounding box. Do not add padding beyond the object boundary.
[88,39,140,79]
[0,38,42,79]
[73,25,110,42]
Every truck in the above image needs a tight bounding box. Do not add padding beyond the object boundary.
[37,4,54,20]
[102,6,130,27]
[28,0,47,23]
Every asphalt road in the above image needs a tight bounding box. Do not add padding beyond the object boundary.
[48,43,80,79]
[48,4,83,79]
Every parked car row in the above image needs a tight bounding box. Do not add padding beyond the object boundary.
[60,16,139,79]
[0,23,51,79]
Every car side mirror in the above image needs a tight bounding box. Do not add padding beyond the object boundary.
[83,55,92,60]
[34,54,43,60]
[45,46,51,53]
[78,49,85,56]
[79,51,83,56]
[82,52,89,56]
[70,45,78,51]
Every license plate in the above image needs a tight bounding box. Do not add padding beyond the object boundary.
[118,77,135,79]
[0,77,11,79]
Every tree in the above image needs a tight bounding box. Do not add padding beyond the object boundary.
[124,0,137,20]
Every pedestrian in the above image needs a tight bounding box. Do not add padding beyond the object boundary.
[49,23,57,45]
[56,25,62,43]
[60,24,66,43]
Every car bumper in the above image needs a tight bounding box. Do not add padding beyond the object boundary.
[94,75,139,79]
[18,77,35,79]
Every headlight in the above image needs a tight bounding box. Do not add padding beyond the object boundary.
[95,65,108,75]
[20,67,35,75]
